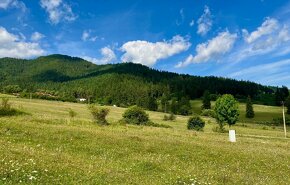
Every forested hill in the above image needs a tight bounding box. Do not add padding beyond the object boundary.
[0,54,281,107]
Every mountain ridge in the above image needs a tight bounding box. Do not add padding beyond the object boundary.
[0,54,278,107]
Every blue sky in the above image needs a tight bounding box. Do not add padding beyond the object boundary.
[1,0,290,87]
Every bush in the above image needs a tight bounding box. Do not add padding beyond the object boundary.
[212,126,227,133]
[68,108,77,118]
[201,109,216,118]
[3,85,22,93]
[187,116,205,131]
[0,98,24,116]
[122,105,149,125]
[272,117,290,126]
[163,113,176,121]
[146,121,172,128]
[89,105,110,125]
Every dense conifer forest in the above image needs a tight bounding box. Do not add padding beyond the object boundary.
[0,54,286,112]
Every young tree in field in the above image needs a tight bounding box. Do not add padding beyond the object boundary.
[286,96,290,115]
[202,90,211,109]
[88,105,110,125]
[214,94,239,130]
[246,96,255,118]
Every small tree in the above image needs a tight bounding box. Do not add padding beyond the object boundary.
[246,96,254,118]
[187,116,205,131]
[202,90,211,109]
[214,94,239,130]
[286,96,290,114]
[163,113,176,121]
[68,108,77,119]
[170,98,178,114]
[89,105,110,125]
[122,105,149,125]
[148,97,158,111]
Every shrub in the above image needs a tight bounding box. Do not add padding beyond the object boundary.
[3,85,22,93]
[272,117,290,126]
[89,105,110,125]
[146,121,172,128]
[68,108,77,118]
[122,105,149,125]
[212,126,227,133]
[0,98,23,116]
[163,113,176,121]
[187,116,205,131]
[201,109,216,118]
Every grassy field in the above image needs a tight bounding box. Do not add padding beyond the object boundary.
[0,96,289,184]
[191,100,289,123]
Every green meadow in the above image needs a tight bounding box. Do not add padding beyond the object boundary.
[0,96,289,184]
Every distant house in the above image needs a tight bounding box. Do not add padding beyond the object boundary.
[78,98,87,102]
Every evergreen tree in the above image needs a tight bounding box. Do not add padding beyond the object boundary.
[275,86,290,105]
[170,98,178,114]
[202,90,211,109]
[286,96,290,115]
[160,93,170,112]
[246,96,255,118]
[148,97,158,111]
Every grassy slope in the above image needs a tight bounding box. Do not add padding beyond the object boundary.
[0,96,289,184]
[191,100,289,123]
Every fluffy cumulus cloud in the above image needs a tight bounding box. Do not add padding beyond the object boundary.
[176,31,237,67]
[242,17,279,43]
[0,0,26,11]
[40,0,77,24]
[31,32,45,41]
[0,27,45,58]
[82,47,116,65]
[120,35,191,66]
[197,6,212,36]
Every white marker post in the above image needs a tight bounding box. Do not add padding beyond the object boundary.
[229,130,236,142]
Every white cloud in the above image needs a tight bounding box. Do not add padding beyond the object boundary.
[230,19,290,62]
[197,6,212,36]
[176,8,185,25]
[40,0,77,24]
[242,17,279,43]
[82,47,116,65]
[176,31,237,67]
[120,35,191,66]
[81,30,98,42]
[0,27,45,58]
[189,19,194,27]
[0,0,25,10]
[31,32,45,41]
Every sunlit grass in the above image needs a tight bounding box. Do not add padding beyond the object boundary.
[0,97,289,184]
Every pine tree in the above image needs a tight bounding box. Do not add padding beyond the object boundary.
[202,90,211,109]
[286,96,290,115]
[246,96,255,118]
